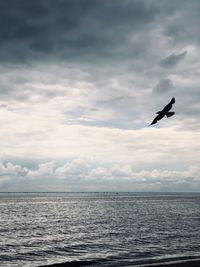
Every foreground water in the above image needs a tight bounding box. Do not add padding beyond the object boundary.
[0,192,200,267]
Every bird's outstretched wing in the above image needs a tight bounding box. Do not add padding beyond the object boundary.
[149,117,158,126]
[149,113,165,126]
[163,97,175,112]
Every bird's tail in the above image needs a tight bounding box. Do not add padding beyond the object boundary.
[166,111,175,118]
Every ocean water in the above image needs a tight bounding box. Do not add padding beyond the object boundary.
[0,192,200,267]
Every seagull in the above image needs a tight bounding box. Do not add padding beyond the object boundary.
[149,97,175,126]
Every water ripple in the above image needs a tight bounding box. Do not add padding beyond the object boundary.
[0,193,200,267]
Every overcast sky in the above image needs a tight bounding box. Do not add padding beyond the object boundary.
[0,0,200,192]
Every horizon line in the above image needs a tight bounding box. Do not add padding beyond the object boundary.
[0,191,199,194]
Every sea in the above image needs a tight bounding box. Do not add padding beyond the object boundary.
[0,192,200,267]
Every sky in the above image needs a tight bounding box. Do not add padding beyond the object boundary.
[0,0,200,192]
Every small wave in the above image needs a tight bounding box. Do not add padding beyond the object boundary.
[140,257,200,267]
[38,255,200,267]
[39,259,99,267]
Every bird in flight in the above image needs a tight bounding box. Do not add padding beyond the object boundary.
[149,97,175,126]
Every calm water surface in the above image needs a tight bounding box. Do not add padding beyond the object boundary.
[0,192,200,267]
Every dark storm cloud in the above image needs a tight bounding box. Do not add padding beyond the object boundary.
[161,51,187,67]
[0,0,158,63]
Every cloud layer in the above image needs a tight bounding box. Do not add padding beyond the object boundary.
[1,158,200,192]
[0,1,200,191]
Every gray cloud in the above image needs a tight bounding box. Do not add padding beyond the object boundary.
[164,1,200,45]
[161,51,187,67]
[153,78,174,94]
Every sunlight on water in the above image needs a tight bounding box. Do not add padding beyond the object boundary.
[0,193,200,267]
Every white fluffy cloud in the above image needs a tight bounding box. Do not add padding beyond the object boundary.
[0,161,28,186]
[0,162,27,177]
[0,158,199,192]
[27,161,56,177]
